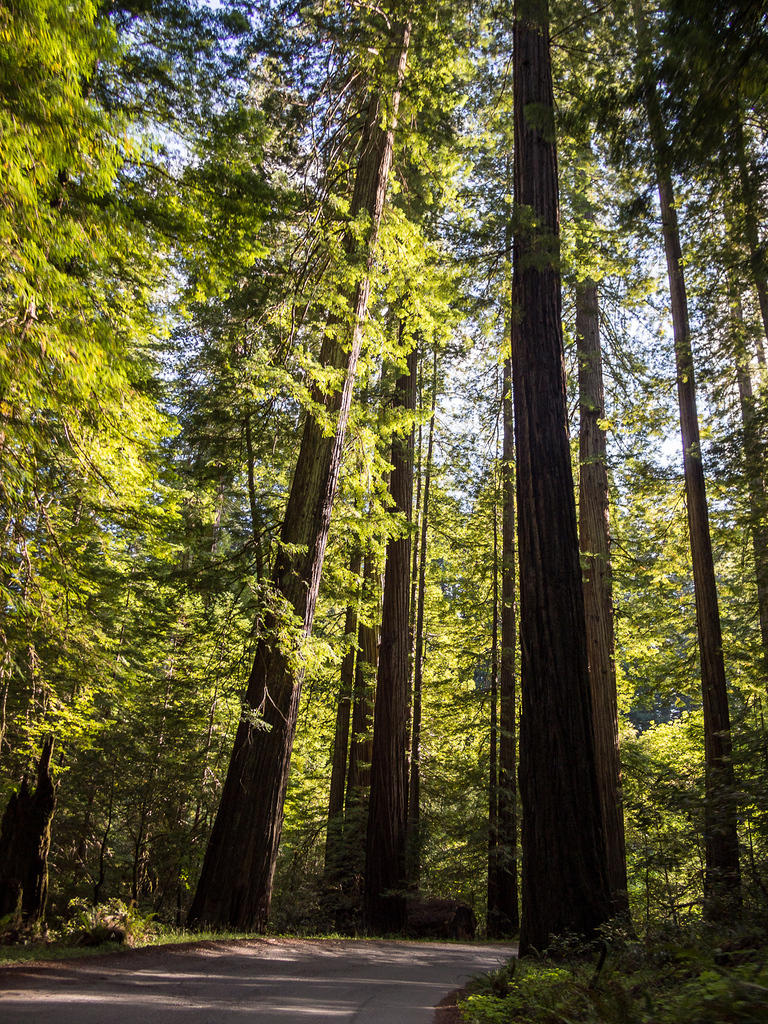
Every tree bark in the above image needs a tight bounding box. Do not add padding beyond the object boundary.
[512,0,612,955]
[632,0,741,917]
[188,23,412,932]
[346,557,379,816]
[324,551,363,882]
[0,737,56,927]
[244,413,266,580]
[406,346,436,890]
[365,343,417,933]
[732,116,768,349]
[409,353,423,677]
[728,286,768,674]
[487,479,500,935]
[496,352,519,935]
[576,279,629,915]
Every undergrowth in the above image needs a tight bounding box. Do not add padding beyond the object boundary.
[0,899,262,966]
[460,922,768,1023]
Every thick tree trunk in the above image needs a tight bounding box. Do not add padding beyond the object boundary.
[496,354,519,935]
[188,24,411,932]
[512,0,611,956]
[324,551,363,882]
[365,344,417,933]
[631,0,741,918]
[406,347,436,890]
[576,279,629,915]
[0,737,56,927]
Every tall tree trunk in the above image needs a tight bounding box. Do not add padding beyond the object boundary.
[188,24,412,932]
[512,0,611,955]
[244,413,266,580]
[365,343,417,933]
[632,0,741,918]
[335,556,379,927]
[576,279,629,915]
[346,556,379,816]
[324,551,363,883]
[487,480,500,935]
[496,351,519,935]
[345,565,379,836]
[729,287,768,672]
[406,347,436,890]
[732,116,768,349]
[410,351,423,673]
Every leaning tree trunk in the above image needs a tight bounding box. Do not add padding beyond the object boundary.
[576,279,629,915]
[406,346,436,890]
[0,736,56,927]
[365,343,417,934]
[632,0,741,918]
[324,551,363,884]
[188,23,412,932]
[496,352,519,935]
[512,0,612,956]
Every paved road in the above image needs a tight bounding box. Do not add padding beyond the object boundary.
[0,938,515,1023]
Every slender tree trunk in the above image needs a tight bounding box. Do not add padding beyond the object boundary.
[576,279,629,915]
[188,24,411,931]
[512,0,611,955]
[406,347,436,890]
[245,413,265,580]
[487,481,500,935]
[334,557,380,926]
[496,351,519,935]
[324,551,363,882]
[410,352,423,672]
[632,0,741,918]
[733,116,768,348]
[346,556,379,816]
[365,343,417,933]
[728,287,768,671]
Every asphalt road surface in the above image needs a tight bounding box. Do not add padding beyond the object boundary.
[0,938,515,1023]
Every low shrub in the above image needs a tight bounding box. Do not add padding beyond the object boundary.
[64,898,157,948]
[460,926,768,1024]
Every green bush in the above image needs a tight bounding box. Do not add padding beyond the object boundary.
[65,898,157,948]
[460,935,768,1024]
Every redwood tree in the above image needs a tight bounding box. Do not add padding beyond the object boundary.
[495,352,519,935]
[406,346,437,889]
[632,0,741,917]
[365,342,417,933]
[576,278,629,914]
[512,0,612,954]
[324,551,363,884]
[188,19,412,931]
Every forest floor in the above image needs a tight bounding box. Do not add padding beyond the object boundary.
[0,936,514,1023]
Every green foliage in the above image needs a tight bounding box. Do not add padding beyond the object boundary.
[460,931,768,1024]
[64,897,157,947]
[2,0,768,965]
